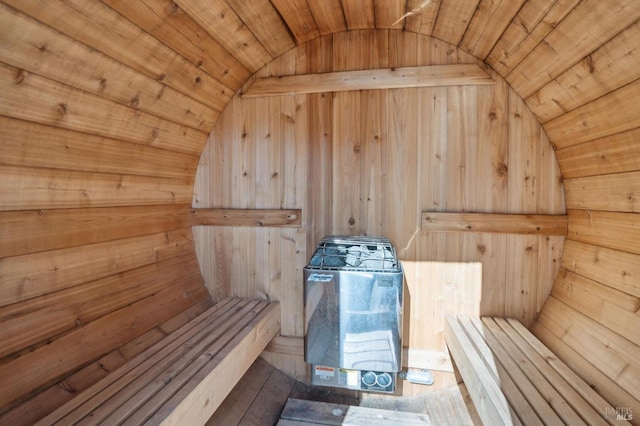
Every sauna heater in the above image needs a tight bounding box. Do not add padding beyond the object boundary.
[304,236,404,393]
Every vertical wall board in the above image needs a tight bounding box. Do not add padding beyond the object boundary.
[331,91,361,235]
[192,31,566,382]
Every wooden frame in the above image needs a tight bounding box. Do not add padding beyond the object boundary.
[190,208,302,227]
[242,64,494,97]
[422,212,568,235]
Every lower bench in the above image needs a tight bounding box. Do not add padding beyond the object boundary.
[444,316,629,426]
[36,297,280,426]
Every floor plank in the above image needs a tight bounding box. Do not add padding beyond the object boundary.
[209,358,478,426]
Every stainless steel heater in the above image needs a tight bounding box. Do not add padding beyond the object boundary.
[304,236,404,393]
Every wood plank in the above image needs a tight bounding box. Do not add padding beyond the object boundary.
[555,128,640,178]
[174,0,273,71]
[238,365,296,425]
[190,208,302,227]
[0,117,198,179]
[0,165,192,211]
[537,297,640,401]
[493,318,610,426]
[0,62,207,156]
[0,300,212,425]
[443,316,517,426]
[0,252,200,360]
[544,81,640,149]
[0,204,190,258]
[206,358,274,426]
[507,0,639,98]
[242,64,494,97]
[480,318,586,425]
[552,269,640,345]
[0,228,194,307]
[101,0,250,90]
[0,3,218,130]
[144,302,280,426]
[374,0,405,29]
[87,301,265,424]
[564,171,640,213]
[226,0,295,58]
[307,0,347,35]
[4,0,233,111]
[567,210,640,255]
[527,20,640,123]
[487,0,581,76]
[561,240,640,298]
[270,0,320,43]
[459,0,526,60]
[342,0,375,30]
[531,318,640,423]
[421,212,568,235]
[281,398,432,425]
[431,0,481,45]
[34,299,240,425]
[0,273,208,410]
[403,0,440,35]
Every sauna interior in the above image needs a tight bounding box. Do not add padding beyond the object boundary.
[0,0,638,424]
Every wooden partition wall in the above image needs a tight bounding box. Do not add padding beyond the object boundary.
[192,31,565,382]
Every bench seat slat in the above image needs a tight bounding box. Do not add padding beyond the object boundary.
[479,318,584,425]
[493,318,609,426]
[83,300,263,424]
[36,297,280,426]
[445,315,630,426]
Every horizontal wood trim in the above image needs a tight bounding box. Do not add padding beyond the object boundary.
[0,272,208,409]
[242,64,494,97]
[0,204,191,258]
[190,208,302,227]
[421,212,568,235]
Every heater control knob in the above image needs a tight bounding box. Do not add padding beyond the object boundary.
[361,371,377,387]
[376,372,392,388]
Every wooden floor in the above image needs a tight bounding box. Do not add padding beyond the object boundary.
[207,358,480,426]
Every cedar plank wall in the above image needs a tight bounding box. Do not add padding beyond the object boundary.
[0,0,638,421]
[193,31,566,385]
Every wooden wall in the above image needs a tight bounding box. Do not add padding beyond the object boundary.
[192,30,566,383]
[0,0,638,418]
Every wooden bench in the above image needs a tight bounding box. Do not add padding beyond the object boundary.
[444,316,630,426]
[36,297,280,426]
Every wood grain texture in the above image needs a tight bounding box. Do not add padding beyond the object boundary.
[190,208,302,227]
[242,64,494,97]
[422,212,568,235]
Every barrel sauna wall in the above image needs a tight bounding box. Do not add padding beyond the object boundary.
[0,0,638,422]
[192,30,565,386]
